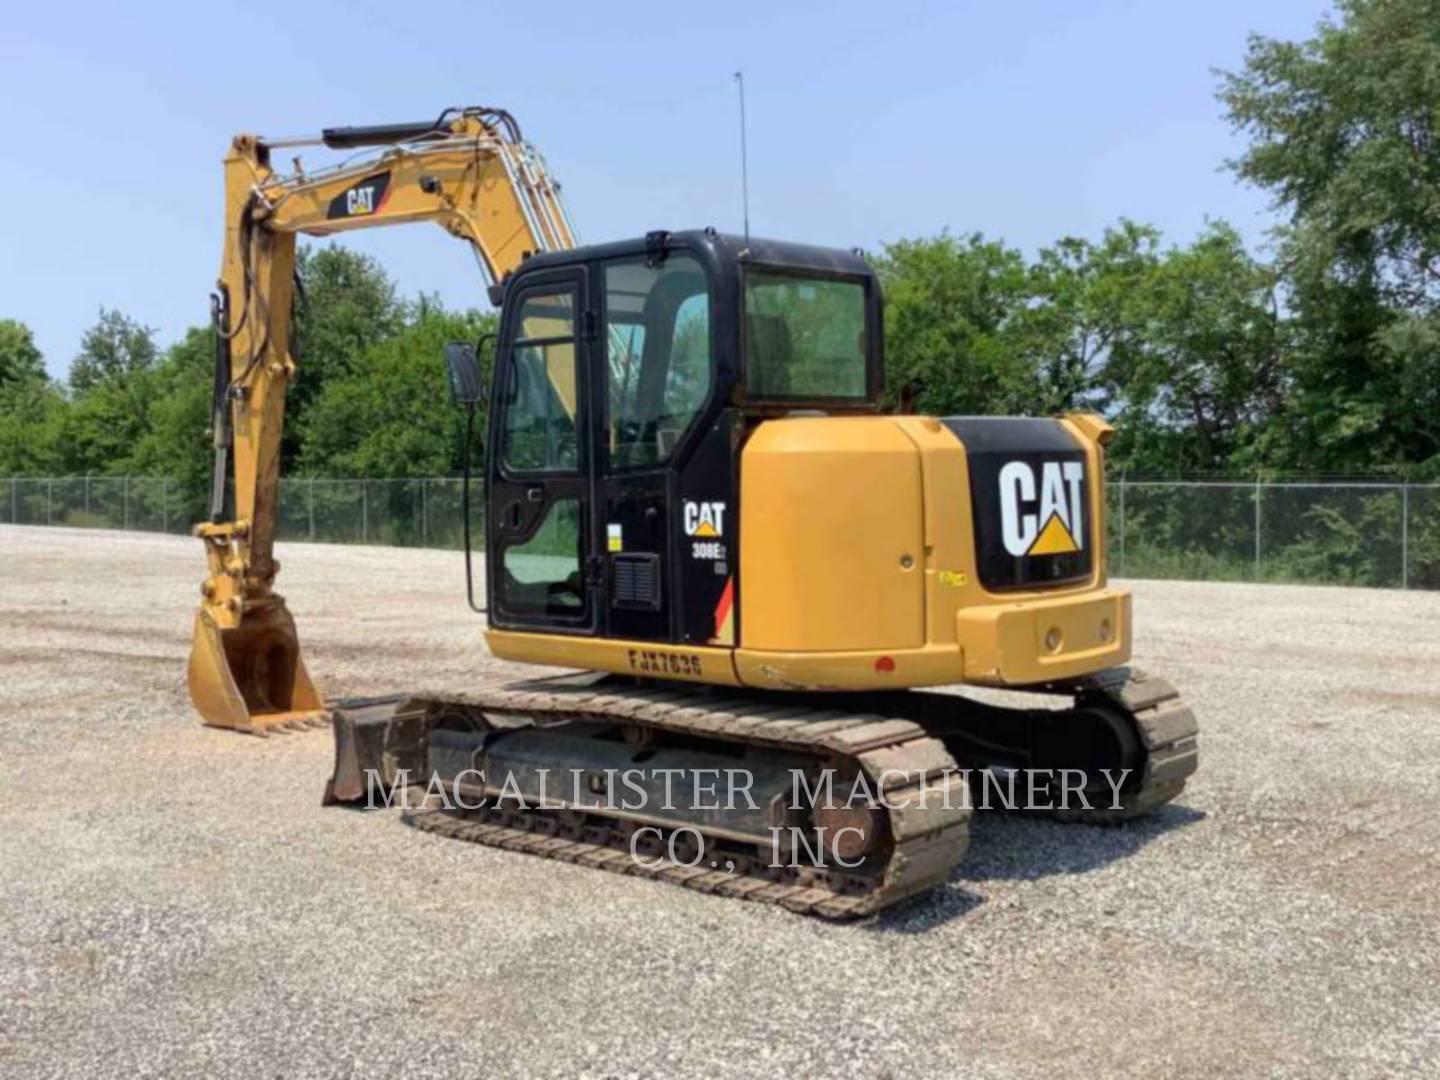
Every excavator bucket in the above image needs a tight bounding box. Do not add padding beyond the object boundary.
[187,602,328,735]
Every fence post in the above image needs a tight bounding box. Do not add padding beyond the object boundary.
[361,482,368,543]
[162,479,169,533]
[1117,471,1126,576]
[85,475,90,521]
[47,479,53,526]
[1253,477,1262,581]
[308,478,316,541]
[123,476,130,530]
[1401,481,1409,590]
[11,477,16,524]
[422,479,428,546]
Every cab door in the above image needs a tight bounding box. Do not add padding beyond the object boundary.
[593,254,716,644]
[486,269,597,633]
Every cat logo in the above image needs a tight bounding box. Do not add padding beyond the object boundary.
[326,172,391,220]
[347,187,376,214]
[999,461,1084,557]
[683,500,726,538]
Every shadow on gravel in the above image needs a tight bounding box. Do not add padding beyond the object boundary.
[959,803,1208,883]
[870,884,987,933]
[867,803,1208,934]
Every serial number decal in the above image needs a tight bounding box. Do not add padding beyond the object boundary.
[627,649,704,677]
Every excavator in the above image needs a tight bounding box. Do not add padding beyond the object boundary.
[189,106,1198,919]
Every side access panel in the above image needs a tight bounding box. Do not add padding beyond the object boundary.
[673,410,739,647]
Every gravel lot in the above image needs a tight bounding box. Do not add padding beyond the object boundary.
[2,525,1438,1078]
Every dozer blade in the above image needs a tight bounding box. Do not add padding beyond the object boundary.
[322,695,429,805]
[187,602,328,735]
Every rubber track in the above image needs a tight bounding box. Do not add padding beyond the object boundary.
[400,681,973,920]
[1050,668,1200,823]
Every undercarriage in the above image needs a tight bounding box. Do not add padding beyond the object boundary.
[325,668,1197,919]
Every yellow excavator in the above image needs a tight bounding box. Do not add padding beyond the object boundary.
[190,107,1198,918]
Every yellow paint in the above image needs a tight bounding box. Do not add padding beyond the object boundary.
[517,307,579,418]
[486,631,742,686]
[739,417,925,651]
[693,521,720,538]
[488,578,1127,692]
[484,412,1128,692]
[955,588,1131,685]
[1027,513,1079,555]
[190,108,576,733]
[734,645,962,691]
[719,411,1130,689]
[545,342,578,418]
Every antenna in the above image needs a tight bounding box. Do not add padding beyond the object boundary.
[733,70,750,243]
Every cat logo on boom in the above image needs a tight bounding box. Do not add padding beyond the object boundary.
[999,461,1085,557]
[326,172,391,220]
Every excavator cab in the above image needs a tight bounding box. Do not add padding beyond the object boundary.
[469,227,1149,698]
[473,229,882,656]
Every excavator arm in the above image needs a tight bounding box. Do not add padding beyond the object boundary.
[189,106,574,733]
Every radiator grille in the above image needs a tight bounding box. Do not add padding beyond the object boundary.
[611,553,661,611]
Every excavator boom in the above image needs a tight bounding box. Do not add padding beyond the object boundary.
[188,107,573,733]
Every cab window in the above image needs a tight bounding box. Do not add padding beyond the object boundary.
[501,288,579,472]
[745,271,868,400]
[604,257,711,469]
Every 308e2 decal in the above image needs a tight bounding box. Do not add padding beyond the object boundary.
[684,500,727,564]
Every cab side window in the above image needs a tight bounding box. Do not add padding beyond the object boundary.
[502,288,580,473]
[604,257,711,469]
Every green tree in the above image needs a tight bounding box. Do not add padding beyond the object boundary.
[1108,223,1289,472]
[874,232,1041,416]
[62,309,161,474]
[1218,0,1440,470]
[0,380,68,475]
[127,327,216,520]
[291,248,403,388]
[68,308,157,393]
[285,245,406,468]
[1016,220,1161,413]
[0,319,46,390]
[0,318,62,475]
[298,304,494,477]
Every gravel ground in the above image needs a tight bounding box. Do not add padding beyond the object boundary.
[2,524,1438,1078]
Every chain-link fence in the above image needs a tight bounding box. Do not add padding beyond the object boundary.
[0,476,482,550]
[4,475,1439,589]
[1107,479,1440,589]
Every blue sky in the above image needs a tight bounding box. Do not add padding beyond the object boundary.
[2,0,1327,378]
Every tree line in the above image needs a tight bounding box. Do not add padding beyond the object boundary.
[2,0,1437,515]
[0,248,493,514]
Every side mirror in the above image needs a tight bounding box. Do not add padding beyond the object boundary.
[443,339,485,408]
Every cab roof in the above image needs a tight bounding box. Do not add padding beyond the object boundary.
[514,229,876,279]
